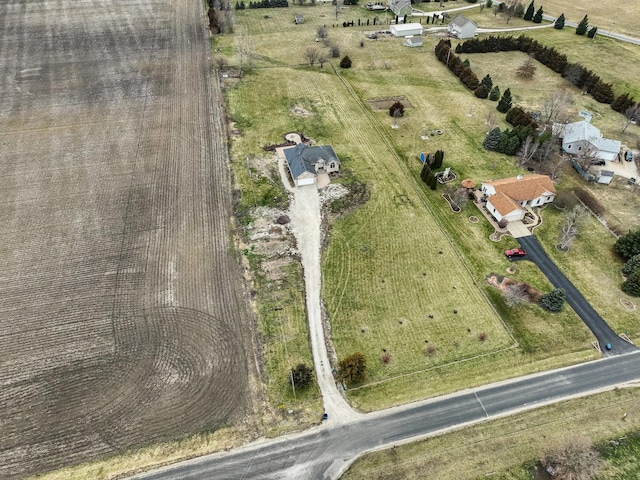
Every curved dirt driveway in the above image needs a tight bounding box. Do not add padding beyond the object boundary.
[278,158,360,425]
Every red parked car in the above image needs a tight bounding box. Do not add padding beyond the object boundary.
[505,248,526,259]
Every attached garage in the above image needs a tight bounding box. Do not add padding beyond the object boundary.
[283,143,341,188]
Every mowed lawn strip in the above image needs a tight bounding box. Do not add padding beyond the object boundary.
[343,387,640,480]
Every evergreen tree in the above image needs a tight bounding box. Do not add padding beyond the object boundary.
[463,58,470,67]
[483,128,501,151]
[576,15,589,35]
[622,271,640,297]
[290,363,314,389]
[434,150,444,169]
[503,134,521,155]
[622,255,640,278]
[540,289,566,312]
[339,55,352,68]
[497,88,513,113]
[554,13,565,29]
[615,230,640,261]
[338,352,367,385]
[429,175,438,190]
[489,85,500,101]
[611,93,636,114]
[474,85,489,99]
[480,74,493,90]
[587,26,598,39]
[532,7,543,23]
[420,163,432,183]
[523,1,534,21]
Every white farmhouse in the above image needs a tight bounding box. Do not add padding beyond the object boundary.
[447,15,477,39]
[561,120,621,161]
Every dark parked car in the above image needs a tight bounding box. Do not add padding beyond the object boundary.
[590,159,606,166]
[505,248,526,259]
[625,150,634,162]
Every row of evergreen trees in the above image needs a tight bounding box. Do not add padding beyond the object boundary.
[236,0,288,8]
[455,35,619,105]
[435,39,479,91]
[483,125,534,156]
[420,151,445,191]
[522,1,544,24]
[435,40,512,113]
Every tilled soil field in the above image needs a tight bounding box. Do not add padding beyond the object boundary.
[0,1,256,478]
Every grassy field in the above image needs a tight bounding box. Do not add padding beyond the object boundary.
[343,387,640,480]
[220,2,640,412]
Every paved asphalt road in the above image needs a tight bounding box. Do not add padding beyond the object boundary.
[133,353,640,480]
[517,236,637,356]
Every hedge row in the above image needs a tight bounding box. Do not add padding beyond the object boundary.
[455,35,620,106]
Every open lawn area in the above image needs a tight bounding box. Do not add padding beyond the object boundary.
[223,2,640,411]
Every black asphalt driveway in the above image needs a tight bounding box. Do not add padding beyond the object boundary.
[517,236,636,356]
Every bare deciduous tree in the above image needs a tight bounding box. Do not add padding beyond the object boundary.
[303,47,320,66]
[516,55,537,79]
[517,136,540,165]
[316,26,329,42]
[621,104,640,133]
[541,434,602,480]
[486,109,497,130]
[558,205,589,251]
[542,89,574,124]
[318,53,327,68]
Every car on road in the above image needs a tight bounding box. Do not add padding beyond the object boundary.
[505,248,526,259]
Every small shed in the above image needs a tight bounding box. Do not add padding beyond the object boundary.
[597,170,614,185]
[447,15,477,39]
[294,14,304,24]
[390,23,423,37]
[404,36,423,47]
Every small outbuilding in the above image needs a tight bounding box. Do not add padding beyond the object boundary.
[596,170,614,184]
[294,14,304,24]
[390,23,423,37]
[404,35,423,47]
[284,143,340,187]
[447,15,477,39]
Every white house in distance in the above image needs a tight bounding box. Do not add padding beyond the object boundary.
[447,15,477,39]
[388,0,412,22]
[283,143,340,187]
[481,174,556,223]
[561,120,622,161]
[390,23,423,37]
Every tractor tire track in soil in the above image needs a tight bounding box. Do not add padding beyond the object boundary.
[0,1,257,478]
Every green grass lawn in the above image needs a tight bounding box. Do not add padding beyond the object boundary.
[224,3,640,411]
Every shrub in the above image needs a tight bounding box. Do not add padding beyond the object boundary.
[474,85,489,98]
[554,13,565,29]
[622,271,640,297]
[389,101,405,118]
[381,351,392,364]
[587,26,598,39]
[290,363,314,389]
[615,230,640,261]
[540,288,566,312]
[338,352,366,385]
[426,345,436,355]
[339,55,352,68]
[330,44,341,58]
[541,434,601,480]
[478,332,487,341]
[622,255,640,277]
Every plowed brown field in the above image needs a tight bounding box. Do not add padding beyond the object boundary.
[0,1,256,478]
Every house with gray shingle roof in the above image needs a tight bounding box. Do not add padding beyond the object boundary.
[561,120,621,161]
[447,15,477,39]
[283,143,340,187]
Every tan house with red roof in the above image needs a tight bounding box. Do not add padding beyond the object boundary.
[481,174,556,223]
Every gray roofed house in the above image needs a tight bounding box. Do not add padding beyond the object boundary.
[388,0,412,17]
[447,15,477,39]
[404,35,423,47]
[562,120,622,161]
[283,144,340,187]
